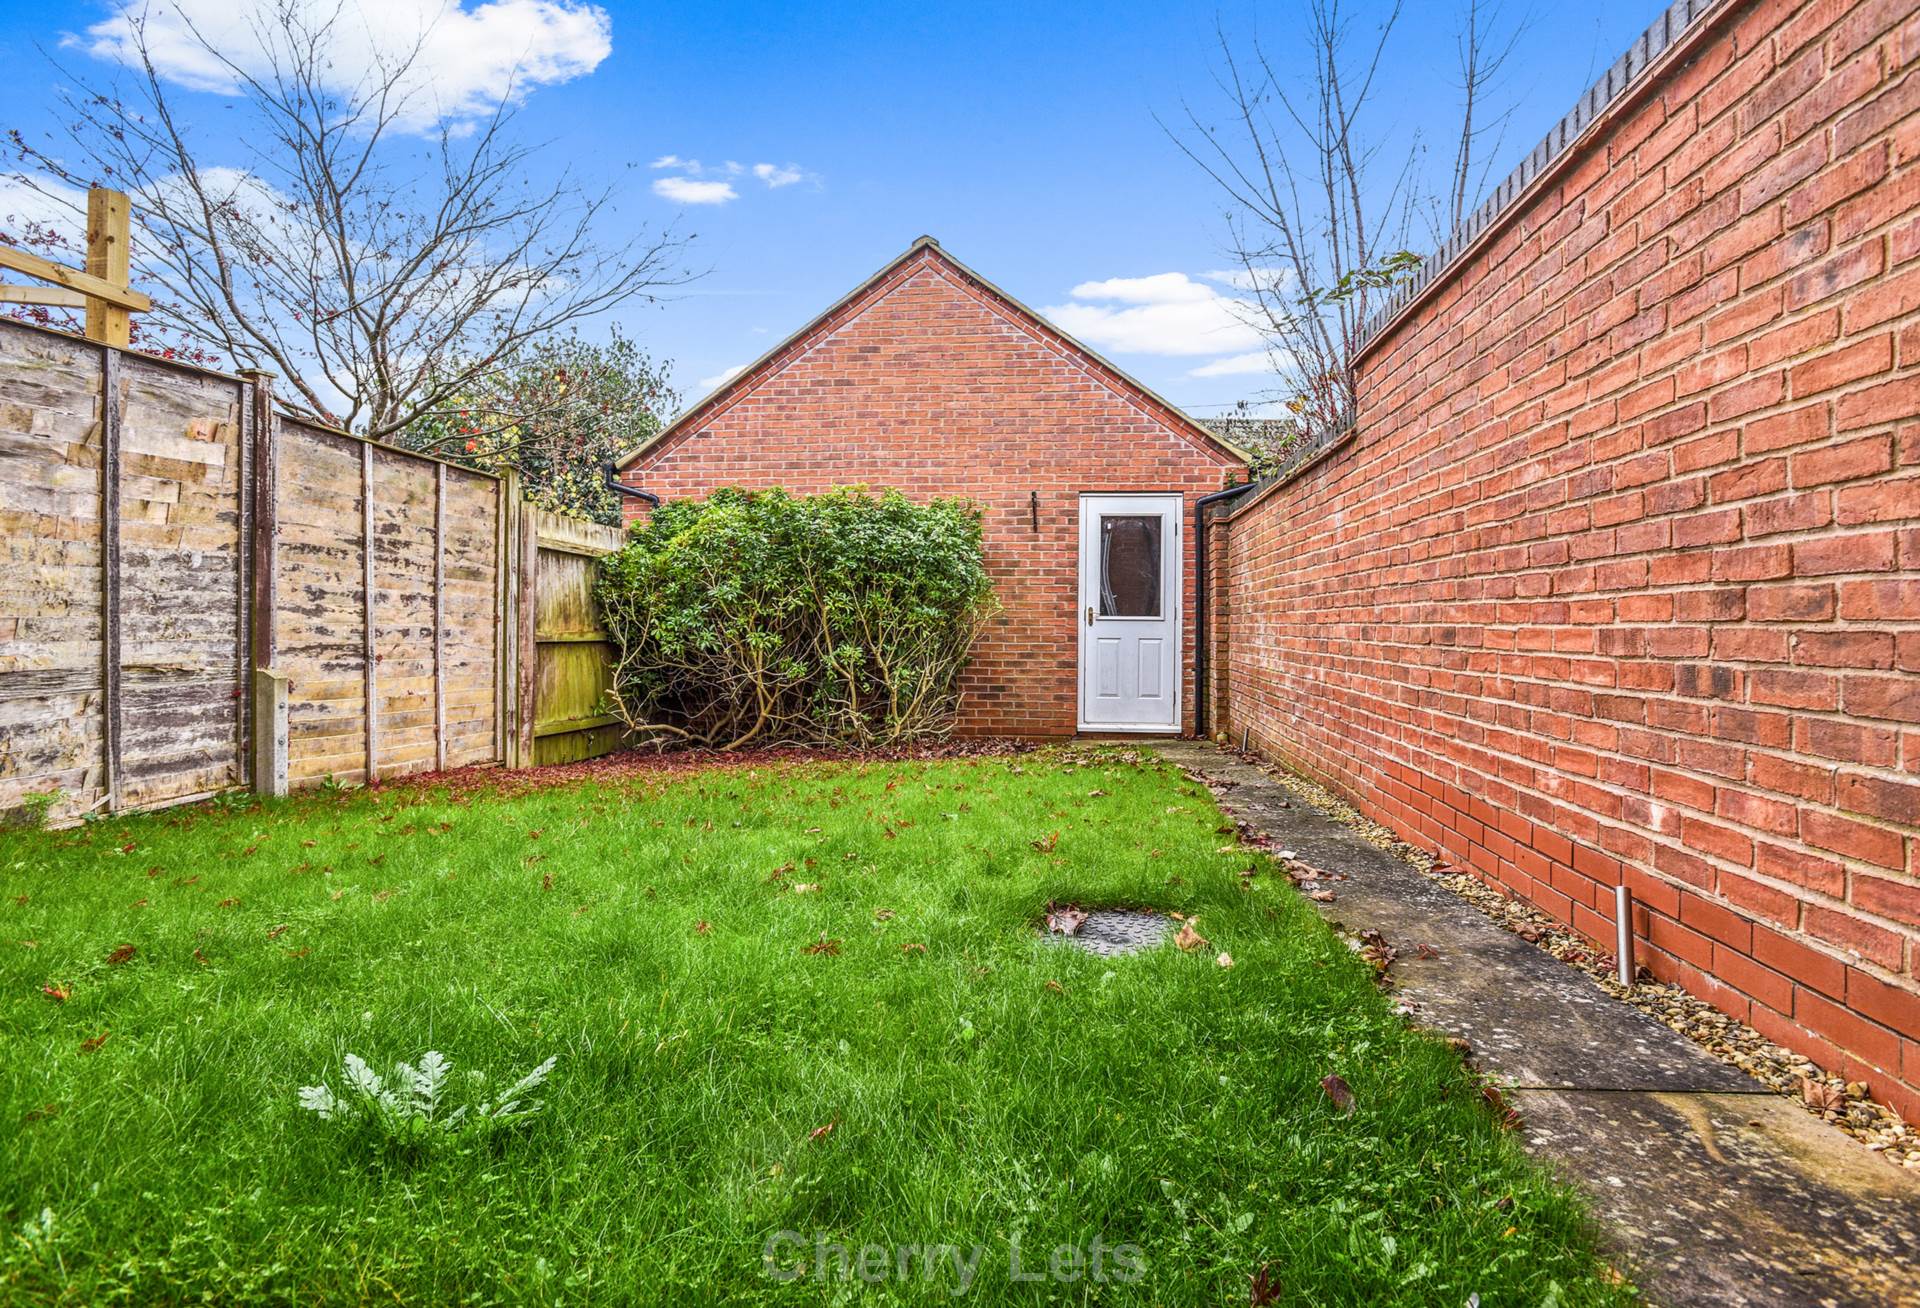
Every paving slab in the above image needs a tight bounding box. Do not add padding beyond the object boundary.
[1149,741,1920,1308]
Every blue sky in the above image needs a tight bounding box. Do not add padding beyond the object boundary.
[0,1,1670,417]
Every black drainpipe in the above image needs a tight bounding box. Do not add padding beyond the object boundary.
[1194,480,1256,740]
[603,461,660,511]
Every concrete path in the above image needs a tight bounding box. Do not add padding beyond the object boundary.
[1151,741,1920,1308]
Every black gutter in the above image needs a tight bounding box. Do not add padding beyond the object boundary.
[1193,480,1257,740]
[603,461,660,510]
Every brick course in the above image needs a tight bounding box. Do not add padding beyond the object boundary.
[1211,0,1920,1115]
[619,243,1243,737]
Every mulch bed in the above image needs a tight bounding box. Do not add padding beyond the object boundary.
[365,738,1042,800]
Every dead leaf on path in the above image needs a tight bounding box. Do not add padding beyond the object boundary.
[105,944,136,966]
[1306,889,1337,902]
[1044,903,1087,935]
[1412,942,1440,960]
[78,1031,108,1055]
[803,934,841,956]
[901,942,926,956]
[694,920,711,935]
[1320,1073,1354,1113]
[41,985,69,1003]
[1801,1077,1845,1113]
[809,1120,836,1142]
[1355,930,1397,972]
[1174,920,1210,952]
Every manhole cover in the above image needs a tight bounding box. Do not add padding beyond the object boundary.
[1053,909,1170,957]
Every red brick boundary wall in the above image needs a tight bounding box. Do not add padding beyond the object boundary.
[1211,0,1920,1115]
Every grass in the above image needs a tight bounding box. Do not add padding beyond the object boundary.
[2,749,1632,1305]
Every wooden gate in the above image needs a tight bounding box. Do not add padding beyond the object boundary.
[511,505,626,766]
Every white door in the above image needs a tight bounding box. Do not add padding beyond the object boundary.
[1078,494,1182,731]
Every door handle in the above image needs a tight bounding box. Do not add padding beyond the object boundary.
[1086,605,1094,626]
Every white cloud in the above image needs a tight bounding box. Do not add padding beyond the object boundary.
[697,363,747,390]
[752,162,804,188]
[77,0,612,132]
[1044,272,1264,358]
[652,176,738,205]
[650,155,813,201]
[1187,351,1281,378]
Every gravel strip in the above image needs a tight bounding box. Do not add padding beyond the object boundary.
[1211,749,1919,1171]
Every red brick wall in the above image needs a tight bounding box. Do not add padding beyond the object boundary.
[1214,0,1920,1115]
[620,245,1243,737]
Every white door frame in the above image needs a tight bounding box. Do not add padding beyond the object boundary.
[1076,493,1183,733]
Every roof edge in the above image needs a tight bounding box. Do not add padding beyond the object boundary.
[617,236,1250,471]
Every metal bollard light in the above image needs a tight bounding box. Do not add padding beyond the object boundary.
[1615,883,1635,990]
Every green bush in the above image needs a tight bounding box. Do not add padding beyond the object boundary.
[595,487,998,748]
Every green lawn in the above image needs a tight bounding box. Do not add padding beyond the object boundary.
[2,750,1631,1305]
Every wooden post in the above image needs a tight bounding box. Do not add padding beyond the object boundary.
[495,476,510,765]
[85,189,132,348]
[100,348,123,810]
[242,370,286,795]
[433,463,447,772]
[362,442,379,783]
[497,471,523,767]
[515,491,538,769]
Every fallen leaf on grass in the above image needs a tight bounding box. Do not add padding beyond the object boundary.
[901,942,926,956]
[1216,952,1234,969]
[1320,1073,1354,1113]
[808,1120,836,1142]
[217,897,241,909]
[266,924,288,941]
[105,944,136,966]
[1250,1264,1282,1306]
[1174,920,1210,952]
[541,872,554,892]
[802,934,841,956]
[1354,930,1397,972]
[23,1103,60,1123]
[1043,979,1066,994]
[873,907,896,921]
[1030,831,1060,853]
[1044,903,1087,935]
[792,882,820,894]
[1481,1084,1522,1130]
[78,1031,108,1055]
[129,898,147,909]
[41,985,69,1003]
[694,920,711,935]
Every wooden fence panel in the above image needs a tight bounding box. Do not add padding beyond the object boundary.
[529,507,624,766]
[0,327,108,821]
[276,423,373,786]
[441,469,502,768]
[0,317,603,820]
[114,353,245,808]
[369,447,438,778]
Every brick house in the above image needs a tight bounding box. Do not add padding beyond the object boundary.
[614,237,1247,737]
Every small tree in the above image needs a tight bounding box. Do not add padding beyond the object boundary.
[7,0,686,439]
[1171,0,1525,463]
[396,328,675,525]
